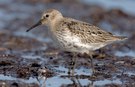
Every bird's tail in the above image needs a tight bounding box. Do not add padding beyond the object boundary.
[114,36,128,41]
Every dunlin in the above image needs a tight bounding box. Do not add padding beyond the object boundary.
[26,9,127,75]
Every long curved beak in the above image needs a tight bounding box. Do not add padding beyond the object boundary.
[26,20,42,32]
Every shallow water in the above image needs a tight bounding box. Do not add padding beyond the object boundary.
[0,68,123,87]
[115,50,135,57]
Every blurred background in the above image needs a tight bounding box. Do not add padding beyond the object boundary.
[0,0,135,87]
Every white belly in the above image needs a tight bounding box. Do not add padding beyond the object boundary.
[54,32,105,53]
[49,27,106,53]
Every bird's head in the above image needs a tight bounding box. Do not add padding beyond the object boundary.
[26,9,63,32]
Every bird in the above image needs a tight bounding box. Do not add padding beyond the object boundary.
[26,9,127,75]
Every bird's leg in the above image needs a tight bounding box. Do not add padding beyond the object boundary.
[71,52,77,76]
[68,52,77,76]
[88,51,95,75]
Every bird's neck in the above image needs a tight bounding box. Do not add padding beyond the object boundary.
[49,16,63,30]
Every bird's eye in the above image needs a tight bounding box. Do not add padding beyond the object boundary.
[46,14,49,17]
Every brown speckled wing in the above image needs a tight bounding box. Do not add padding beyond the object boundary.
[61,18,116,44]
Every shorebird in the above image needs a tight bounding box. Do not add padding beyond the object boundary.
[26,9,127,75]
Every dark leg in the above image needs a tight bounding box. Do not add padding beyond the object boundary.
[90,55,95,74]
[68,53,77,76]
[71,53,77,76]
[88,52,96,75]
